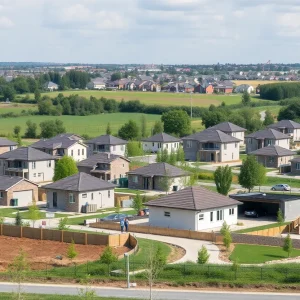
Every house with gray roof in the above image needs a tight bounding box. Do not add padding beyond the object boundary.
[182,129,241,162]
[127,162,190,192]
[142,132,181,154]
[86,134,127,157]
[86,78,106,90]
[0,138,17,155]
[249,145,295,168]
[31,133,87,162]
[289,157,300,175]
[145,186,241,230]
[234,84,254,94]
[268,120,300,144]
[245,128,290,154]
[208,122,246,145]
[44,172,115,213]
[43,81,58,91]
[0,147,56,183]
[0,175,38,207]
[77,152,129,182]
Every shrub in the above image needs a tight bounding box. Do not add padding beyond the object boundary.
[198,172,214,180]
[197,246,210,264]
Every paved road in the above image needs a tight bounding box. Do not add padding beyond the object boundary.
[1,283,299,299]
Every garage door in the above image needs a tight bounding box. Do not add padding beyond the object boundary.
[13,190,33,207]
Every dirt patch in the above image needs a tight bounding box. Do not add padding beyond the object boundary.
[167,244,186,263]
[0,236,129,271]
[216,243,235,262]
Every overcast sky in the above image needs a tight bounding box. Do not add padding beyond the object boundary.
[1,0,300,64]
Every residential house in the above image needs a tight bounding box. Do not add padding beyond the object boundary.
[249,145,295,168]
[268,120,300,145]
[44,81,59,91]
[194,82,214,94]
[290,157,300,175]
[145,186,240,231]
[245,129,290,154]
[127,162,190,192]
[0,147,56,183]
[182,129,241,162]
[77,153,130,182]
[86,135,127,157]
[86,78,106,90]
[234,84,254,94]
[31,133,87,162]
[142,133,181,154]
[208,122,246,146]
[44,172,115,212]
[0,138,18,155]
[0,175,38,207]
[213,81,234,94]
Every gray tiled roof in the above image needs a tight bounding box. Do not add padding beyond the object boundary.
[43,172,116,192]
[249,145,295,157]
[182,129,241,143]
[0,175,37,191]
[87,135,127,145]
[246,128,290,140]
[0,138,17,146]
[268,120,300,130]
[31,134,84,150]
[208,122,246,133]
[0,147,55,161]
[142,133,181,143]
[127,162,190,177]
[145,186,241,211]
[77,153,129,168]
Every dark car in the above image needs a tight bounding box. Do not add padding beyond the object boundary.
[244,209,267,218]
[143,208,149,216]
[100,213,128,222]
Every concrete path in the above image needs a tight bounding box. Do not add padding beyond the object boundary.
[260,110,266,121]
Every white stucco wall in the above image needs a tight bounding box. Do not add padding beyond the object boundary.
[143,142,180,153]
[87,144,126,157]
[78,189,114,210]
[293,129,300,141]
[66,143,87,162]
[220,142,240,162]
[276,138,290,149]
[28,160,55,183]
[231,132,245,145]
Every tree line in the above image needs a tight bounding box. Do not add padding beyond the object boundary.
[259,82,300,101]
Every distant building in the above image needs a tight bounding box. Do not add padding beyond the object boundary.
[142,133,181,154]
[0,138,18,155]
[86,78,106,90]
[234,84,254,94]
[44,81,59,91]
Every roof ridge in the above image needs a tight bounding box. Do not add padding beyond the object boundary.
[191,186,196,210]
[77,172,82,191]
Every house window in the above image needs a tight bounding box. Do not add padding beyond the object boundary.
[48,160,51,167]
[82,149,84,155]
[152,142,154,147]
[121,145,124,151]
[33,173,36,177]
[224,144,227,150]
[91,193,94,200]
[0,191,3,198]
[199,214,204,221]
[269,157,275,163]
[187,140,192,148]
[82,194,87,198]
[108,190,111,198]
[78,149,80,155]
[297,163,300,170]
[235,143,238,148]
[164,211,171,217]
[158,143,161,149]
[71,150,74,156]
[217,210,223,221]
[32,162,36,169]
[132,176,138,183]
[38,173,42,177]
[210,211,213,222]
[69,193,75,203]
[229,208,234,215]
[10,146,14,151]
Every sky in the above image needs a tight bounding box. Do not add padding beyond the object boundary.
[1,0,300,64]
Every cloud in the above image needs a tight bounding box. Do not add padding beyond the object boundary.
[0,16,14,28]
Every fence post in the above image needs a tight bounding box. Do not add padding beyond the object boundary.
[61,230,64,243]
[20,226,23,238]
[40,227,43,240]
[85,233,87,245]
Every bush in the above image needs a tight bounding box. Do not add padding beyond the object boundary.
[198,172,214,180]
[197,246,210,264]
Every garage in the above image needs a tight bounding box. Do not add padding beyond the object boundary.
[230,192,300,221]
[13,190,33,207]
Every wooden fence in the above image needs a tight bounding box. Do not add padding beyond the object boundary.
[0,224,137,249]
[90,221,216,242]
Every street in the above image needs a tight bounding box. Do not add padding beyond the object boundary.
[0,283,299,300]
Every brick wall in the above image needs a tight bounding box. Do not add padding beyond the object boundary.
[128,174,144,190]
[64,191,80,212]
[0,146,12,155]
[110,158,129,180]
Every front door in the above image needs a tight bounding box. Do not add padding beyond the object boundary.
[53,192,57,208]
[211,153,215,161]
[143,178,150,190]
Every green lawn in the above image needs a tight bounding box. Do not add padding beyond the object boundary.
[235,222,290,233]
[0,103,37,114]
[230,244,300,264]
[115,188,146,195]
[0,208,69,219]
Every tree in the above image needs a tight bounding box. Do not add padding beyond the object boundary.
[263,110,275,126]
[2,85,16,101]
[34,89,41,102]
[223,230,232,251]
[13,126,21,137]
[158,173,172,194]
[131,193,143,214]
[0,216,5,224]
[111,72,122,81]
[168,149,177,166]
[162,110,191,137]
[58,217,69,231]
[283,234,293,257]
[53,156,78,181]
[239,156,266,192]
[277,208,284,224]
[126,141,143,157]
[118,120,140,140]
[106,123,111,135]
[8,249,29,300]
[28,202,41,228]
[161,148,169,162]
[257,163,267,191]
[241,91,251,106]
[99,246,118,275]
[176,145,185,163]
[24,120,37,138]
[156,150,162,162]
[15,212,23,226]
[40,119,66,138]
[152,120,164,135]
[214,165,232,195]
[141,114,147,138]
[220,221,230,236]
[67,240,78,261]
[197,245,210,264]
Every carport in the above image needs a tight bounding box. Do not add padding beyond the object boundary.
[229,193,300,221]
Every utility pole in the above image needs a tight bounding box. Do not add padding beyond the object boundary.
[124,253,130,288]
[190,92,193,118]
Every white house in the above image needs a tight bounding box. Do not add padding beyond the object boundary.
[142,132,181,153]
[44,81,59,91]
[234,84,254,94]
[87,78,106,90]
[0,147,56,183]
[145,186,241,231]
[86,135,127,157]
[44,172,116,213]
[245,128,290,154]
[182,129,241,162]
[31,133,87,162]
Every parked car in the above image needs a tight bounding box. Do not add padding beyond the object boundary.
[100,213,128,222]
[143,208,149,216]
[271,184,291,191]
[244,209,266,218]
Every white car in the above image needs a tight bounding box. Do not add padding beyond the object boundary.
[271,184,291,191]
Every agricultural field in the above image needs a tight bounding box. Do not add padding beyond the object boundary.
[232,80,291,89]
[25,90,258,107]
[0,103,37,114]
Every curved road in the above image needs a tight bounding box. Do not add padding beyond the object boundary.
[0,283,299,300]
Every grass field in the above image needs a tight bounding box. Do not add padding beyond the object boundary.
[0,207,68,219]
[230,244,300,264]
[0,103,37,114]
[24,90,260,107]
